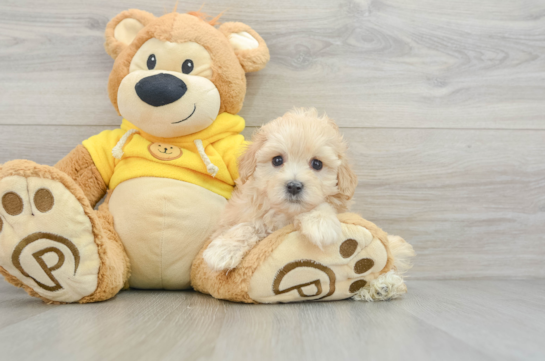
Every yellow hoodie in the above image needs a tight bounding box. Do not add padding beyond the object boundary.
[82,113,246,199]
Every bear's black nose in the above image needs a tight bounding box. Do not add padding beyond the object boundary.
[135,73,187,107]
[286,181,304,196]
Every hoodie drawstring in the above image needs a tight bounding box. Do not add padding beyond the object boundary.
[194,139,219,177]
[112,129,139,159]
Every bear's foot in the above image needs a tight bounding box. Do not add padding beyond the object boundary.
[192,213,412,303]
[0,161,103,303]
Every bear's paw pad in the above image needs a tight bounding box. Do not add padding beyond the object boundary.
[248,223,389,303]
[0,176,100,303]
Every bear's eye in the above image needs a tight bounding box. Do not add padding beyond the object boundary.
[272,156,283,167]
[147,54,156,70]
[311,159,323,171]
[182,59,194,74]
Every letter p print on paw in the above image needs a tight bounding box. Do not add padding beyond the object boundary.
[0,175,101,303]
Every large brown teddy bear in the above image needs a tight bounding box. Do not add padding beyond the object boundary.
[0,9,413,304]
[0,9,270,303]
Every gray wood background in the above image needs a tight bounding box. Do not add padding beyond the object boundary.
[1,0,544,279]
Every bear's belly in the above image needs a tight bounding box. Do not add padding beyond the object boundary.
[109,177,227,289]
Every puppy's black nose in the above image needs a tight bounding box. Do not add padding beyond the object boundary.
[135,73,187,107]
[286,181,304,195]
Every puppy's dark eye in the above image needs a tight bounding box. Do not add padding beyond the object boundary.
[311,159,323,171]
[272,156,283,167]
[147,54,156,70]
[182,59,194,74]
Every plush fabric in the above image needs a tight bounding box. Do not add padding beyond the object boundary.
[0,8,272,303]
[0,175,100,303]
[104,9,156,60]
[0,161,129,304]
[82,113,245,198]
[109,177,227,289]
[54,145,107,208]
[218,22,270,73]
[106,12,269,116]
[191,213,404,304]
[0,8,273,303]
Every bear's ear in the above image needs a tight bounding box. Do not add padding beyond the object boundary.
[104,9,156,59]
[219,22,270,73]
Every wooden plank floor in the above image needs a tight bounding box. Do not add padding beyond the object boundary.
[1,280,544,361]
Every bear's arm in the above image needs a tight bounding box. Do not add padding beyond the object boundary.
[55,145,108,208]
[54,128,124,207]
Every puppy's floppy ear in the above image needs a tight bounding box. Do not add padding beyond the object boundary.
[104,9,156,59]
[337,154,358,200]
[237,129,267,185]
[321,113,357,199]
[219,22,270,73]
[319,113,357,199]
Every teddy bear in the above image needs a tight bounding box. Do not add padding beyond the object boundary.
[0,8,414,304]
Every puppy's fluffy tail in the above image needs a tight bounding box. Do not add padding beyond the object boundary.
[387,235,416,274]
[352,235,415,302]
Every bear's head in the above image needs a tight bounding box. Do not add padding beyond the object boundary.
[104,9,269,138]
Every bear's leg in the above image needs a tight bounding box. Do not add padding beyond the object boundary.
[191,214,415,304]
[0,160,129,304]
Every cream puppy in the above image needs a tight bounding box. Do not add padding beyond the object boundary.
[203,108,358,271]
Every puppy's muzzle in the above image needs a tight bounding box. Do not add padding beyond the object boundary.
[135,73,187,107]
[286,181,304,196]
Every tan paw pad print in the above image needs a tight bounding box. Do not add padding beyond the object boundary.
[0,176,100,302]
[248,222,389,303]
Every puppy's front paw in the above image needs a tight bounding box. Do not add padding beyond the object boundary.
[297,213,343,249]
[203,239,249,271]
